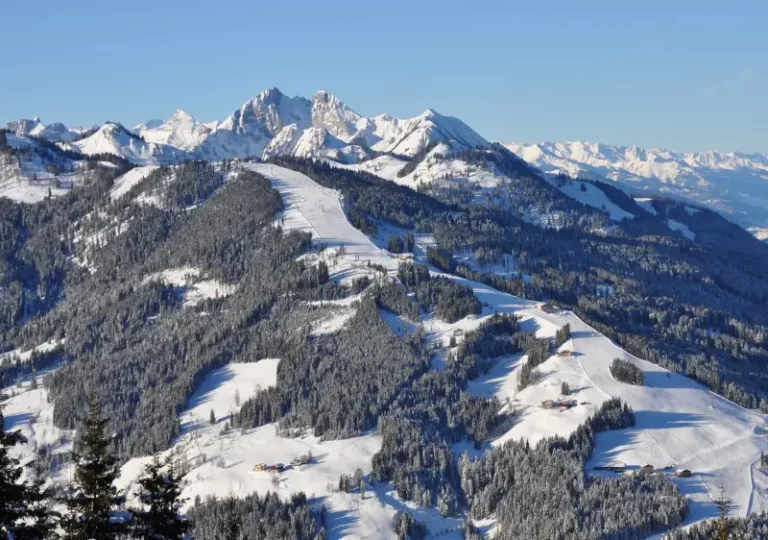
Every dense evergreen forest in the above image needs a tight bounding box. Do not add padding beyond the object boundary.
[4,150,750,537]
[666,512,768,539]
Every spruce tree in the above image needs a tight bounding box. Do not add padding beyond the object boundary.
[715,476,729,540]
[62,394,125,539]
[0,407,55,539]
[132,457,188,540]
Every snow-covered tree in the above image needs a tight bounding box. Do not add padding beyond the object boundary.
[62,393,125,539]
[132,457,188,540]
[0,407,56,539]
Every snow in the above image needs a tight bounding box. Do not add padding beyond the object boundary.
[116,359,447,540]
[0,180,71,203]
[311,308,356,336]
[244,163,399,275]
[504,140,768,231]
[110,166,158,200]
[1,372,74,486]
[243,163,768,530]
[0,339,64,364]
[0,137,84,203]
[7,159,765,535]
[748,226,768,242]
[70,123,186,165]
[180,360,280,432]
[667,219,696,240]
[4,117,85,143]
[134,110,215,151]
[130,88,487,164]
[143,267,236,307]
[634,197,658,215]
[559,180,635,221]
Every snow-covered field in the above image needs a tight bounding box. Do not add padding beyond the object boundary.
[143,267,237,308]
[110,165,158,200]
[1,372,74,486]
[558,179,634,221]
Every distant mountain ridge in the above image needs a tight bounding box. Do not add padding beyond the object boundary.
[4,117,94,143]
[5,92,768,235]
[504,140,768,232]
[129,87,489,164]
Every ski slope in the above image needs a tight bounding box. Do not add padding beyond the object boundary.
[246,163,768,531]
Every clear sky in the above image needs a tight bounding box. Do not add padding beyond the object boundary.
[2,0,766,153]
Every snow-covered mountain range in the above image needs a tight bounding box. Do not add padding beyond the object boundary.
[504,141,768,233]
[5,90,768,235]
[4,117,93,143]
[67,122,187,165]
[131,88,488,164]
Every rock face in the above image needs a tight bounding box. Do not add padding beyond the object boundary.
[4,117,90,143]
[131,87,488,163]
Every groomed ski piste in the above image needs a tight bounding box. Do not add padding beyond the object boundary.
[4,162,768,538]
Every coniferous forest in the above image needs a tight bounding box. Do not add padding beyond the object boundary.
[4,147,765,537]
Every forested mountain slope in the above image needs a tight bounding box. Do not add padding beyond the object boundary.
[1,156,766,538]
[505,140,768,234]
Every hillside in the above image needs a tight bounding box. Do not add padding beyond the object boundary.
[505,140,768,234]
[3,156,768,537]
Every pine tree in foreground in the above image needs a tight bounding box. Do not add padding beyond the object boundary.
[0,406,57,539]
[62,393,126,539]
[132,456,188,540]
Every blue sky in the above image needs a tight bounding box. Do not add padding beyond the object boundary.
[2,0,766,152]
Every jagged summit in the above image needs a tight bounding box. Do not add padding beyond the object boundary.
[131,88,489,162]
[4,117,89,143]
[69,121,187,165]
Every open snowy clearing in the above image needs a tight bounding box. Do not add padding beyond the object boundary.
[143,266,237,307]
[109,165,158,200]
[2,373,74,486]
[0,338,64,364]
[558,179,635,221]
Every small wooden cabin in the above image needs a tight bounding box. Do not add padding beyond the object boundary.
[557,350,573,358]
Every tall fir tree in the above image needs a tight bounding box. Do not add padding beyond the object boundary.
[62,394,125,539]
[0,406,56,539]
[132,457,188,540]
[715,475,729,540]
